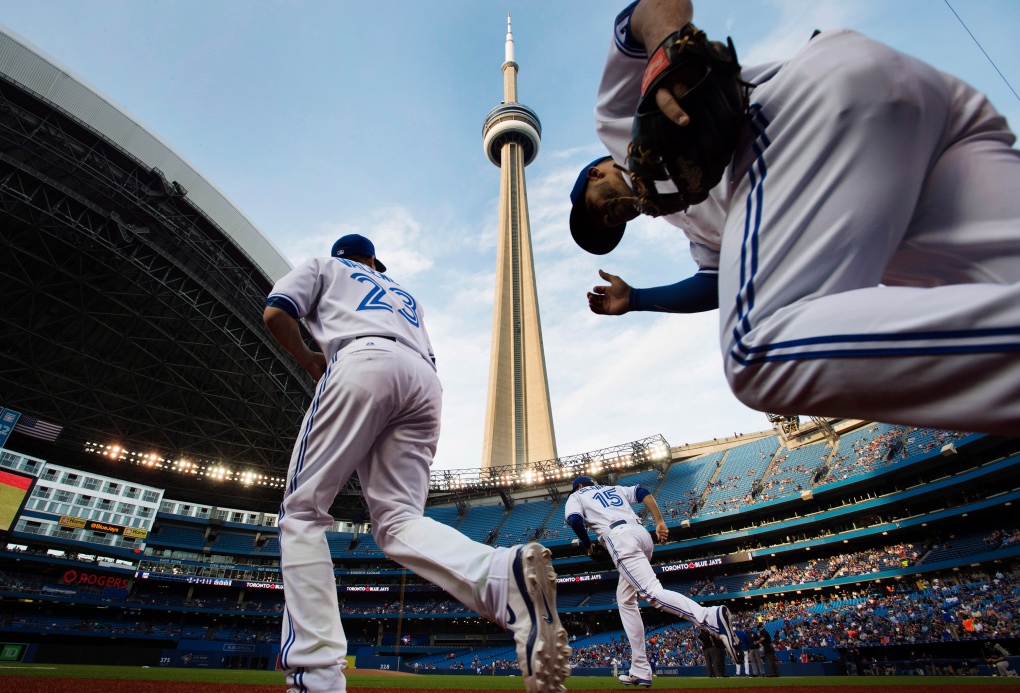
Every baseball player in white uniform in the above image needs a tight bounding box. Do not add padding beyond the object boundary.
[565,475,737,686]
[263,234,570,693]
[571,0,1020,435]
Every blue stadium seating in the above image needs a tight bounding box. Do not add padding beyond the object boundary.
[493,499,555,548]
[756,440,831,503]
[654,451,722,523]
[542,496,571,542]
[424,506,462,529]
[896,428,969,460]
[212,532,255,554]
[701,436,779,516]
[150,525,206,548]
[457,504,506,543]
[327,532,354,556]
[821,423,901,484]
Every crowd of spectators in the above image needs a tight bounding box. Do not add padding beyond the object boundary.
[556,570,1019,672]
[822,426,904,484]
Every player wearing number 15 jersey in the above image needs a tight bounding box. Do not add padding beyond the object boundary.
[263,235,570,693]
[566,476,737,686]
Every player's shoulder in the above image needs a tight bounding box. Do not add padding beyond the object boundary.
[334,257,401,285]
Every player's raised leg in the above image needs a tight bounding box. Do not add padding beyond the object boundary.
[719,30,1020,434]
[605,526,738,662]
[357,344,571,693]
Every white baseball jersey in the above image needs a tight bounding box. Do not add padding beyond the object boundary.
[271,257,518,692]
[566,482,719,682]
[593,4,1020,433]
[267,256,435,367]
[564,484,645,537]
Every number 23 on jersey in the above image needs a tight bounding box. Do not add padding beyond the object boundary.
[350,271,420,328]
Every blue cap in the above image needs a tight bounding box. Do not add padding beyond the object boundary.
[569,157,626,256]
[572,475,595,491]
[331,234,386,272]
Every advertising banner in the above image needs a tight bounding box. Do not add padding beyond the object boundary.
[0,643,25,662]
[59,515,148,539]
[61,568,132,590]
[656,551,753,574]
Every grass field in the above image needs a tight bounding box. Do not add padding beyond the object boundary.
[2,664,1020,692]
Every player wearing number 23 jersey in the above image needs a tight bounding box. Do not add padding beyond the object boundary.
[264,235,570,693]
[267,251,436,368]
[566,477,737,686]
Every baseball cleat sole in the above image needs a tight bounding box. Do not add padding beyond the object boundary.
[713,605,740,664]
[511,542,571,693]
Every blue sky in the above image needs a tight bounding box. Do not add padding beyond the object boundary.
[4,1,1018,471]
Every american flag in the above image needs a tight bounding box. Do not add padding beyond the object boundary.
[14,414,63,442]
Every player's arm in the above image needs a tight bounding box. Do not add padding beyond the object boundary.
[630,0,696,128]
[638,490,670,543]
[589,270,718,315]
[263,307,327,382]
[566,513,593,551]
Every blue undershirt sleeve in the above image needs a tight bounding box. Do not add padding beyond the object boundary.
[635,486,650,503]
[628,272,718,313]
[567,514,592,550]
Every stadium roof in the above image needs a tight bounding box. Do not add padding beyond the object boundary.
[0,25,314,503]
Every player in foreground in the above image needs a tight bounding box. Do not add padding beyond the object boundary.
[570,0,1020,435]
[565,476,737,686]
[263,234,570,693]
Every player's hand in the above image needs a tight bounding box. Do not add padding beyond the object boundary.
[655,521,669,543]
[588,269,631,316]
[587,543,608,561]
[301,351,327,382]
[655,86,690,127]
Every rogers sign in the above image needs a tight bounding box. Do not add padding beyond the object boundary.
[62,569,130,590]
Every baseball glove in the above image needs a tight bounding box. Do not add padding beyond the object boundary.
[625,23,749,216]
[587,542,609,562]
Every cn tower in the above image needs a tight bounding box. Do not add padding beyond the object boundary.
[480,15,557,470]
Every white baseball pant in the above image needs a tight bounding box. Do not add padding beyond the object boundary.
[603,523,714,681]
[747,648,764,676]
[720,30,1020,435]
[277,338,512,693]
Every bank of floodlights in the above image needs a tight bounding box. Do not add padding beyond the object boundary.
[427,434,671,493]
[82,440,287,490]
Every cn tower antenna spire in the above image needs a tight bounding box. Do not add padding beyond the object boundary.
[505,13,515,66]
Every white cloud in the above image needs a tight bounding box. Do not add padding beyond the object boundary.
[280,206,434,278]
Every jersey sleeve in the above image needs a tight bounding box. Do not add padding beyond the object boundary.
[564,493,584,523]
[594,1,646,169]
[629,272,718,313]
[266,258,323,319]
